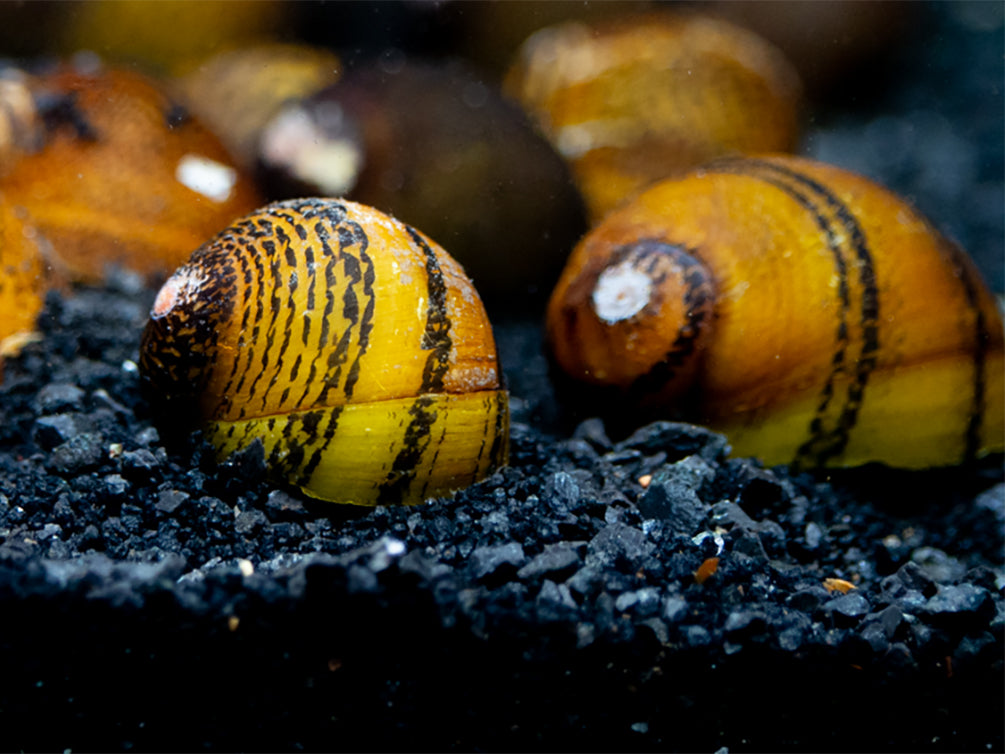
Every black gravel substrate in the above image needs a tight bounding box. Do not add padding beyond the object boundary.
[1,3,1003,752]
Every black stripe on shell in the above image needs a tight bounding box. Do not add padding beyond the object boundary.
[940,237,991,463]
[407,225,453,393]
[376,226,455,504]
[708,158,879,468]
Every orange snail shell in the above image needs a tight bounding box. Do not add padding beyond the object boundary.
[505,12,803,222]
[0,63,262,284]
[546,155,1004,470]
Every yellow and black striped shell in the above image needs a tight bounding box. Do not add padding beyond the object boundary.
[547,155,1004,470]
[140,198,509,505]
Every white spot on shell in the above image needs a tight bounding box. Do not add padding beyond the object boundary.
[592,260,653,323]
[175,154,237,202]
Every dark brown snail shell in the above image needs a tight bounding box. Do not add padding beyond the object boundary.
[257,59,588,309]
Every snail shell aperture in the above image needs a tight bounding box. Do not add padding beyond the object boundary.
[140,197,509,505]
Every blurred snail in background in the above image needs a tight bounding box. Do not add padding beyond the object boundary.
[0,201,46,381]
[505,12,803,222]
[256,59,587,309]
[546,155,1004,470]
[140,198,509,506]
[0,58,262,284]
[173,43,341,171]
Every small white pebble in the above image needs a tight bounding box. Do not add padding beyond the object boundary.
[384,539,406,557]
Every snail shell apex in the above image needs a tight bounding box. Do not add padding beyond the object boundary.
[557,238,715,404]
[141,198,509,505]
[547,155,1004,470]
[0,69,42,174]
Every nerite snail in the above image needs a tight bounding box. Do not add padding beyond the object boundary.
[546,155,1004,469]
[140,198,509,505]
[504,12,802,222]
[0,60,262,284]
[256,59,587,307]
[57,1,293,76]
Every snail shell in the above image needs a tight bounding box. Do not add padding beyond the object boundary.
[505,12,803,222]
[0,61,262,284]
[258,59,588,308]
[140,198,509,505]
[546,155,1004,469]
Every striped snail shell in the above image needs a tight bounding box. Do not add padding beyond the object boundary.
[546,155,1004,470]
[140,198,509,506]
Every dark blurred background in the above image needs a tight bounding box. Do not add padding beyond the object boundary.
[1,0,1000,290]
